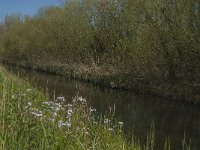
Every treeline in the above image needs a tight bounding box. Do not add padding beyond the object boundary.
[0,0,199,99]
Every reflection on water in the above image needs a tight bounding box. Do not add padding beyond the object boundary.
[5,65,200,150]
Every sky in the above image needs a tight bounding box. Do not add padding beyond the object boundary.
[0,0,60,21]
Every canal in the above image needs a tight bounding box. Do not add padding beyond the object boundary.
[5,65,200,150]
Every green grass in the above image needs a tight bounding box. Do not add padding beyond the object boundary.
[0,67,144,150]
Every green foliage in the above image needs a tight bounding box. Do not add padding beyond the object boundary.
[0,72,3,84]
[0,0,199,97]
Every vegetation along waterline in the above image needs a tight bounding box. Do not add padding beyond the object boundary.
[2,65,181,150]
[5,64,200,150]
[0,0,199,103]
[0,64,194,149]
[0,66,145,149]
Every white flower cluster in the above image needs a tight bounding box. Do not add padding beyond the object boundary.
[26,96,71,128]
[77,96,86,103]
[26,96,97,129]
[26,95,123,133]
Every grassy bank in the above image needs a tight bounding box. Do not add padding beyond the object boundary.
[0,66,148,149]
[0,66,194,150]
[0,0,199,104]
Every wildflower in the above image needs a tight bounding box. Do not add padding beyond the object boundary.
[31,111,43,117]
[76,127,81,131]
[93,121,98,124]
[26,88,34,92]
[77,96,86,103]
[52,112,57,117]
[57,96,65,101]
[66,110,72,119]
[58,120,64,127]
[118,122,123,126]
[42,101,50,106]
[104,119,109,124]
[55,102,61,107]
[68,109,73,114]
[67,104,72,107]
[49,118,55,123]
[108,128,114,131]
[53,103,62,111]
[36,113,43,117]
[67,109,73,118]
[90,108,96,112]
[58,120,71,128]
[66,122,71,127]
[55,107,59,111]
[28,102,32,106]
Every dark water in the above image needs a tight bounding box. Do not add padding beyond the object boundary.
[5,65,200,150]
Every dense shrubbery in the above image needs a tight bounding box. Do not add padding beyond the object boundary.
[0,0,199,100]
